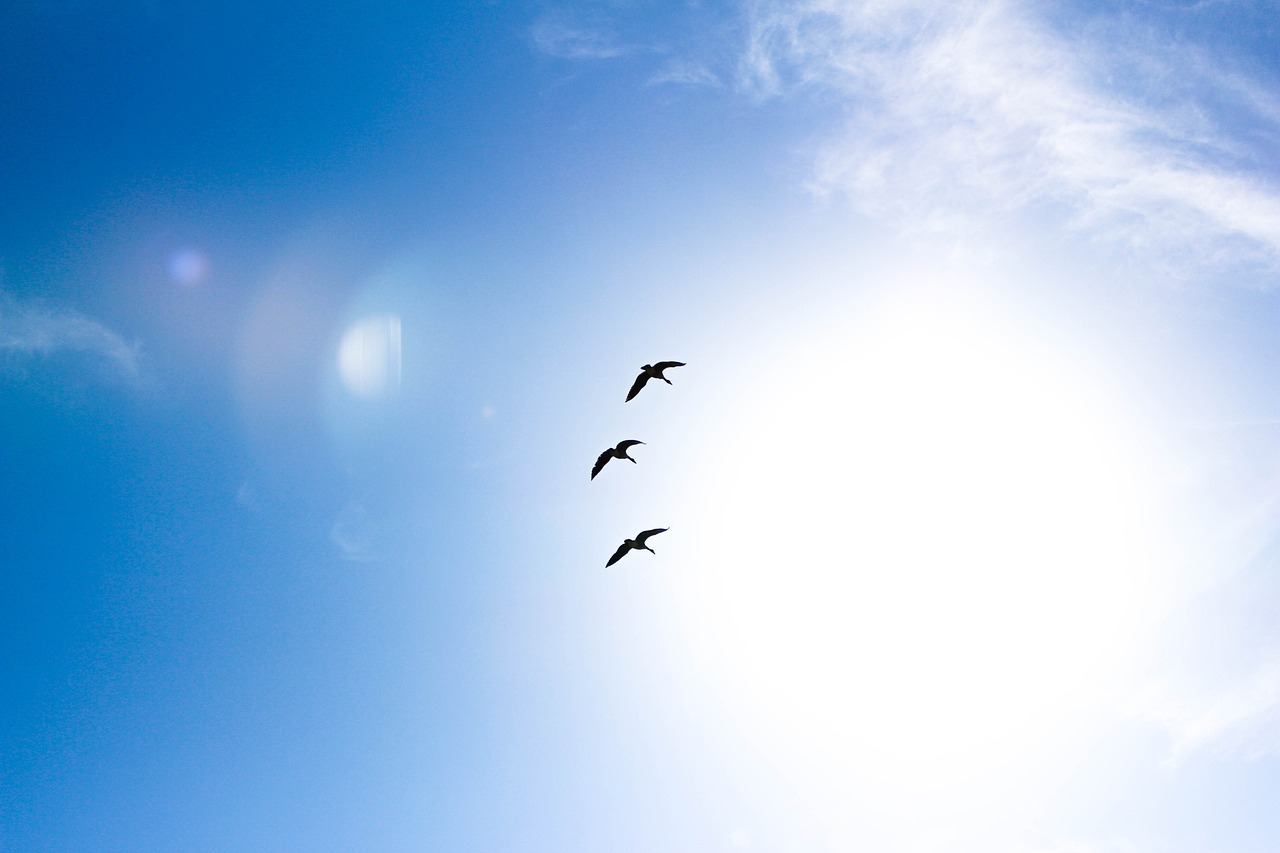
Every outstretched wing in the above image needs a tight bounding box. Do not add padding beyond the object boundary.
[591,449,613,480]
[653,361,685,372]
[625,372,650,401]
[616,439,644,452]
[636,527,668,545]
[605,542,631,567]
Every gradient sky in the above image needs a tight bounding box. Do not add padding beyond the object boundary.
[3,2,1279,851]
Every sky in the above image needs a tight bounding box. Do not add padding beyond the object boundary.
[2,1,1279,850]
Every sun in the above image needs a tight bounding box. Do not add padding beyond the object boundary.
[670,285,1162,796]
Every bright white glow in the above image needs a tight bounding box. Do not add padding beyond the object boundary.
[338,314,402,399]
[673,287,1162,800]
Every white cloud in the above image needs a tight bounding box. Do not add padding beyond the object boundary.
[649,59,722,88]
[0,292,142,379]
[737,0,1280,277]
[530,13,632,60]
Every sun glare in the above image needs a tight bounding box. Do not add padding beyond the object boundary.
[673,287,1161,800]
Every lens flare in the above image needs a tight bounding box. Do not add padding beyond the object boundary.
[338,314,402,399]
[168,248,210,287]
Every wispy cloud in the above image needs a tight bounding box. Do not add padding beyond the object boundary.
[330,501,379,562]
[0,292,142,379]
[1136,651,1280,764]
[1122,426,1280,764]
[649,59,722,88]
[530,13,633,60]
[1160,432,1280,592]
[737,0,1280,277]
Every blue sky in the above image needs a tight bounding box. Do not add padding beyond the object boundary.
[3,1,1279,851]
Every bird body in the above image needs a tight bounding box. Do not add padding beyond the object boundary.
[591,439,645,480]
[626,361,685,401]
[606,527,668,567]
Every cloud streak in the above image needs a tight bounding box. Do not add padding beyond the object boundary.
[736,0,1280,277]
[1138,651,1280,765]
[530,13,633,60]
[649,59,722,88]
[330,501,379,562]
[0,293,142,379]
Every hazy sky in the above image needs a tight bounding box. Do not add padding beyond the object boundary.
[3,2,1279,851]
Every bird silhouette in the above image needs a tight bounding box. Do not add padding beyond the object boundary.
[606,527,668,567]
[591,439,645,480]
[626,361,685,401]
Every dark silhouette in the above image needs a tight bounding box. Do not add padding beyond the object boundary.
[626,361,685,401]
[606,528,668,567]
[591,439,645,480]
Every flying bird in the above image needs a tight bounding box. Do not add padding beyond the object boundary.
[626,361,685,401]
[591,439,645,480]
[606,527,668,567]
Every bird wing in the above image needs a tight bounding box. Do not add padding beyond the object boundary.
[616,440,644,451]
[636,527,668,545]
[591,449,613,480]
[625,372,650,401]
[605,542,632,567]
[653,361,685,371]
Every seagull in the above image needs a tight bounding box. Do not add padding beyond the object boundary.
[626,361,685,401]
[606,527,668,567]
[591,439,645,480]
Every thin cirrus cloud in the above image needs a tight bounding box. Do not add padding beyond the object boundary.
[649,59,722,88]
[329,501,379,562]
[0,293,142,380]
[1134,439,1280,764]
[1137,652,1280,765]
[530,13,634,60]
[529,9,724,88]
[736,0,1280,276]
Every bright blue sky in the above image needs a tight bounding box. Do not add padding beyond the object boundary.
[3,2,1279,851]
